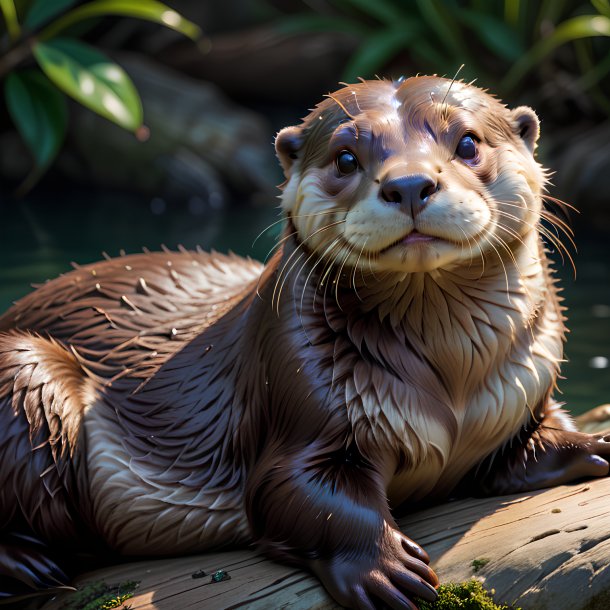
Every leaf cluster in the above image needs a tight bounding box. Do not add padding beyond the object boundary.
[0,0,201,189]
[274,0,610,110]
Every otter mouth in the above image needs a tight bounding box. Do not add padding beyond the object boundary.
[380,230,440,253]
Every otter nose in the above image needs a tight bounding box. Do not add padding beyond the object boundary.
[380,174,437,215]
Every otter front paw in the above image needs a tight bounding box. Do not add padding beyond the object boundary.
[478,429,610,495]
[532,429,610,484]
[312,526,438,609]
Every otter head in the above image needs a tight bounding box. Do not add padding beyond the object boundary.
[275,76,545,275]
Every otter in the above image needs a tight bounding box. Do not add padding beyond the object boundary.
[1,76,609,610]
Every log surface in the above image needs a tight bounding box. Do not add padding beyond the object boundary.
[43,478,610,610]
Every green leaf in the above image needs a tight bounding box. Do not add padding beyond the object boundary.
[415,0,469,60]
[24,0,76,29]
[504,0,520,27]
[40,0,200,42]
[340,0,405,26]
[33,38,143,131]
[575,47,610,89]
[0,0,20,40]
[502,14,610,92]
[458,9,524,62]
[4,70,67,168]
[343,26,417,81]
[410,38,453,73]
[592,0,610,19]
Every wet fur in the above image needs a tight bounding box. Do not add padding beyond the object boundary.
[1,77,609,608]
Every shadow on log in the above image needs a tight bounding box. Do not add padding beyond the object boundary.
[42,478,610,610]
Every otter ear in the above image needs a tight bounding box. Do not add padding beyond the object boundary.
[510,106,540,154]
[275,125,303,174]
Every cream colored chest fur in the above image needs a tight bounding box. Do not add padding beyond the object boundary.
[345,256,565,506]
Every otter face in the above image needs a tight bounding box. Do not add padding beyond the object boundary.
[275,77,545,274]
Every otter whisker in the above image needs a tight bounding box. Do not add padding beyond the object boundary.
[487,226,523,274]
[441,64,465,120]
[455,225,477,268]
[493,209,539,259]
[539,211,576,249]
[541,193,579,214]
[301,235,344,316]
[491,197,569,269]
[296,245,326,316]
[351,239,369,302]
[271,219,346,315]
[320,242,348,328]
[263,229,299,265]
[499,197,577,254]
[539,203,575,235]
[499,207,574,266]
[487,229,531,296]
[325,93,356,120]
[274,220,346,314]
[274,250,306,316]
[496,198,576,276]
[334,241,358,311]
[501,196,576,245]
[486,231,538,340]
[253,209,346,249]
[480,228,512,301]
[260,210,348,264]
[313,236,345,315]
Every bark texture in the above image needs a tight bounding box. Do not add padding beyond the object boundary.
[42,477,610,610]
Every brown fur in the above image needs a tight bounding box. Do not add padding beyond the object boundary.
[1,77,609,609]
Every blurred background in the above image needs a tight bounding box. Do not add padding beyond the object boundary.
[0,0,609,413]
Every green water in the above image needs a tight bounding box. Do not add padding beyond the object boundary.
[0,191,608,415]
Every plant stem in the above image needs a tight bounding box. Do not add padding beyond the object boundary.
[0,38,32,79]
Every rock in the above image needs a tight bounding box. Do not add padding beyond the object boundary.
[0,55,279,205]
[161,25,358,106]
[63,54,279,205]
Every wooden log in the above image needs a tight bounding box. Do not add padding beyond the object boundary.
[42,478,610,609]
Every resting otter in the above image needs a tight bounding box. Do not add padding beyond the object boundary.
[1,76,609,609]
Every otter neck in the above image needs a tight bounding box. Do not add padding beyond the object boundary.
[279,227,549,333]
[266,228,563,491]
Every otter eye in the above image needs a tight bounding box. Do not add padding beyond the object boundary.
[336,150,359,175]
[456,135,477,160]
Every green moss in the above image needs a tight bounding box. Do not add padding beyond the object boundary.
[58,579,139,610]
[471,558,490,573]
[417,580,521,610]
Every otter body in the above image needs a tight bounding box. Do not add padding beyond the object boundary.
[2,77,609,609]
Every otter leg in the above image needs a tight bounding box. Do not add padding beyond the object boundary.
[471,402,610,495]
[0,532,70,599]
[0,331,96,595]
[246,443,439,610]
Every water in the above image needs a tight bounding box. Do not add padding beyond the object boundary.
[0,190,608,415]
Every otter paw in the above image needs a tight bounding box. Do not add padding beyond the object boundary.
[312,527,438,609]
[584,433,610,475]
[545,430,610,482]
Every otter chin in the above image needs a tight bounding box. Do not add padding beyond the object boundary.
[1,76,609,610]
